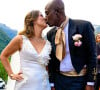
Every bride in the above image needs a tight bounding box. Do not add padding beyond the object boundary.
[0,10,51,90]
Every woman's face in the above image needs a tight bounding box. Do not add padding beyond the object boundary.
[34,12,47,29]
[96,34,100,42]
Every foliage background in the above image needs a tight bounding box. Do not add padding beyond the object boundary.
[0,58,11,83]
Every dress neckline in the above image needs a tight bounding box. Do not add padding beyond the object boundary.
[27,37,47,55]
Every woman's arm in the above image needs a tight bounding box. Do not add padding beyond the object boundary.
[0,35,23,80]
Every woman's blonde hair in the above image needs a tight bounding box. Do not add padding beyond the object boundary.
[19,10,39,38]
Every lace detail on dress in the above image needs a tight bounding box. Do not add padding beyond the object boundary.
[21,35,52,66]
[37,40,52,66]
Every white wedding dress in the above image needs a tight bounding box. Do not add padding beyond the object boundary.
[11,35,51,90]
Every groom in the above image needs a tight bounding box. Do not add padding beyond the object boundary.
[45,0,97,90]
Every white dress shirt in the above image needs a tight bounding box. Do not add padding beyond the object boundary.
[60,22,75,72]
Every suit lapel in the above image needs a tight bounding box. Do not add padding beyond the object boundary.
[68,19,77,49]
[68,19,77,41]
[52,27,57,53]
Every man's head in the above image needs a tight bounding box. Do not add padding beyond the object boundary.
[45,0,66,27]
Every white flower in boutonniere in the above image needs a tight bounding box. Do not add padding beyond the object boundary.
[72,34,82,47]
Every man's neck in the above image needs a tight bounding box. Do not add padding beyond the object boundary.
[60,16,69,29]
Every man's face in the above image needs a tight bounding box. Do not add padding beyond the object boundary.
[45,7,59,27]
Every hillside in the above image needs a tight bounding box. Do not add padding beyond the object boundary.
[0,23,17,53]
[0,30,11,53]
[0,23,17,39]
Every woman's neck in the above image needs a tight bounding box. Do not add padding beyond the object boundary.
[34,26,42,39]
[33,36,42,39]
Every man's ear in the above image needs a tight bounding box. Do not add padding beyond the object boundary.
[55,9,59,14]
[55,9,60,17]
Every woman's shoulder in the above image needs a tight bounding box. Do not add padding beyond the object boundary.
[13,35,23,41]
[15,35,28,40]
[11,35,25,45]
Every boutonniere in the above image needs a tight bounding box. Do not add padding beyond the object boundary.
[72,34,82,47]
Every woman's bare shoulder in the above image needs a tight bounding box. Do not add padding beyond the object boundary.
[12,35,23,42]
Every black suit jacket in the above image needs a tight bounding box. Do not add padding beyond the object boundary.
[47,18,97,83]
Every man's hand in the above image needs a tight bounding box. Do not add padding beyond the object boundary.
[51,87,55,90]
[85,85,94,90]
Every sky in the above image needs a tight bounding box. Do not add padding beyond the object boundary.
[0,0,100,31]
